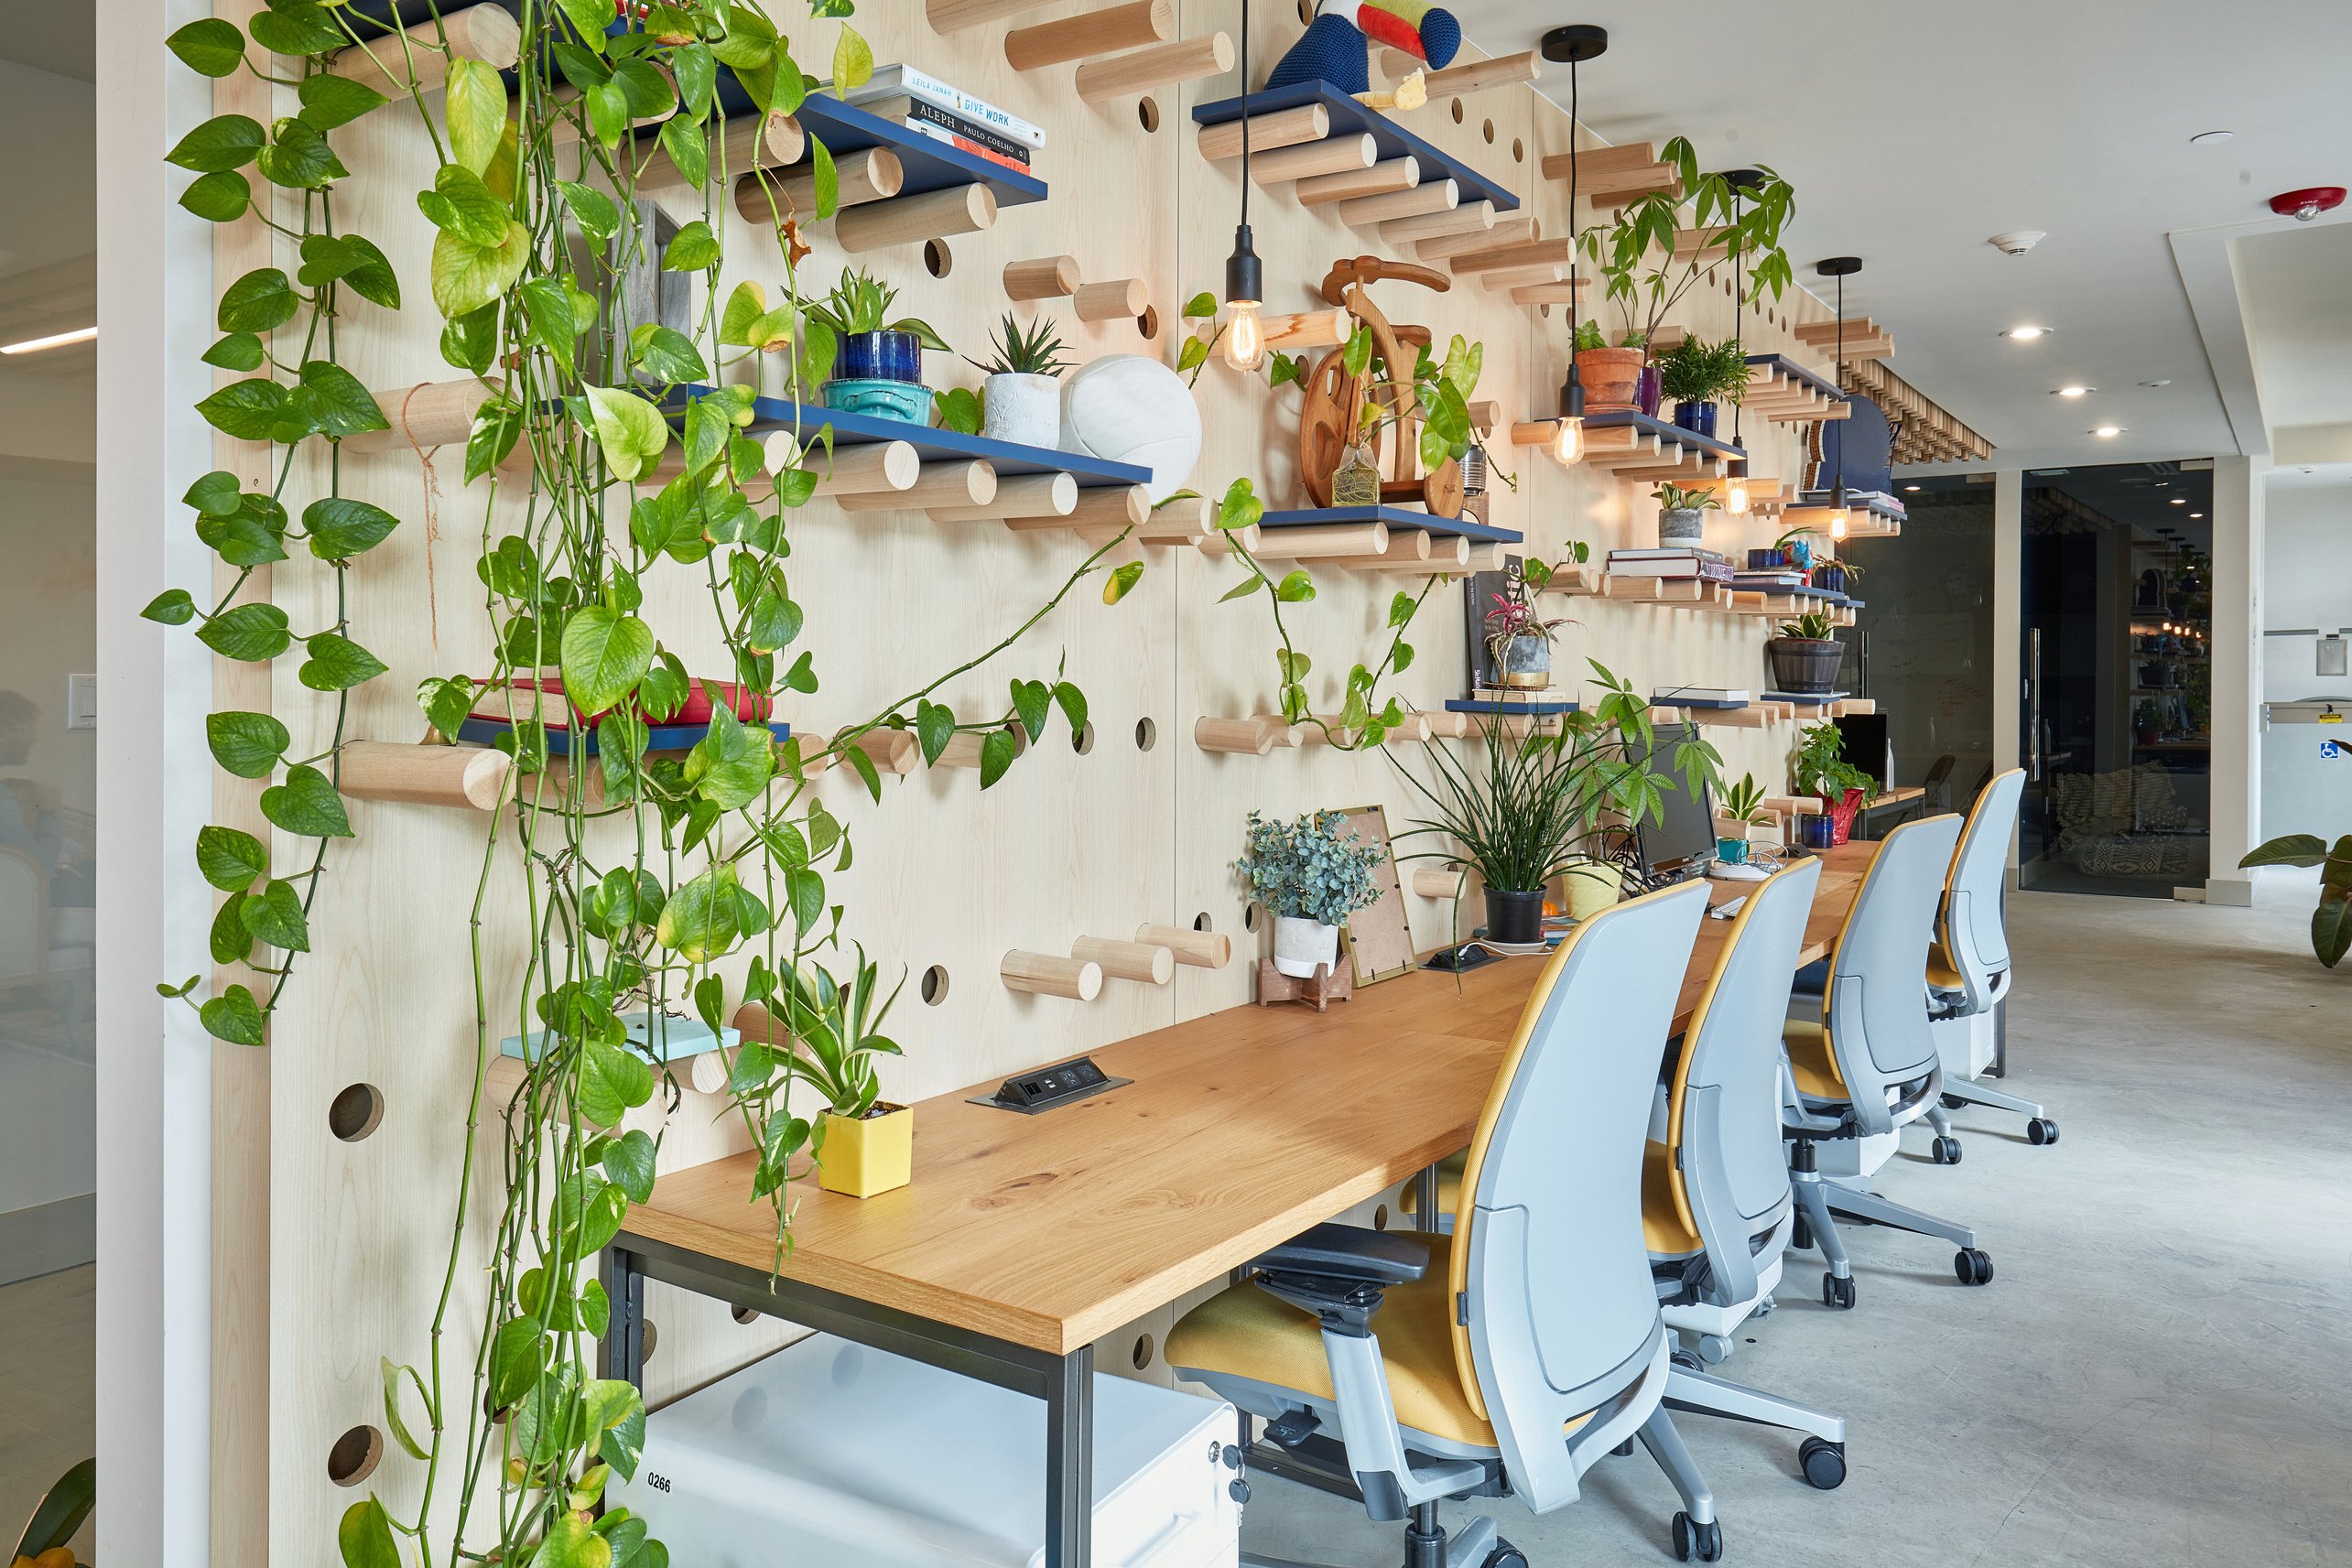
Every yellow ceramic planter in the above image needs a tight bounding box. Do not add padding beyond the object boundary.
[817,1104,913,1198]
[1559,860,1623,922]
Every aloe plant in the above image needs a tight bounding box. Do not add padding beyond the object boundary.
[968,311,1070,377]
[805,265,950,350]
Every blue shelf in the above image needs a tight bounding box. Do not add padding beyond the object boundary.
[1257,505,1523,544]
[1745,353,1846,404]
[732,91,1048,211]
[1585,409,1748,461]
[668,386,1150,489]
[459,717,791,757]
[1190,84,1520,212]
[1447,698,1577,716]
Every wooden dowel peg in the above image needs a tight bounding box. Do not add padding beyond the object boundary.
[1417,214,1537,261]
[1482,264,1566,290]
[343,379,492,456]
[1075,278,1149,321]
[512,757,607,811]
[836,460,995,513]
[1138,493,1211,542]
[1250,715,1311,747]
[928,0,1053,30]
[1300,527,1428,565]
[1197,103,1328,161]
[1511,283,1587,305]
[1071,485,1151,531]
[1337,179,1457,227]
[929,471,1077,522]
[1413,867,1468,900]
[835,183,997,253]
[1137,922,1230,969]
[322,1,518,92]
[1380,201,1495,243]
[1467,400,1501,430]
[938,727,1026,768]
[1423,50,1540,95]
[1006,0,1174,70]
[338,741,510,810]
[1004,255,1081,301]
[1449,237,1574,275]
[639,110,804,197]
[1073,935,1174,985]
[1248,134,1378,185]
[1246,523,1387,558]
[735,148,903,223]
[1075,32,1232,104]
[765,436,920,497]
[1382,713,1435,743]
[1263,308,1353,350]
[1194,717,1278,755]
[1511,420,1562,447]
[1295,157,1418,206]
[1003,951,1102,1000]
[832,726,920,774]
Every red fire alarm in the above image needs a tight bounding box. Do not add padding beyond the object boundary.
[2271,186,2347,222]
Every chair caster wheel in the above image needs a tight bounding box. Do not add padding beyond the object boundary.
[1670,1347,1704,1373]
[1752,1293,1776,1318]
[1612,1437,1635,1457]
[1823,1272,1856,1310]
[1792,1215,1814,1252]
[1940,1093,1966,1110]
[1696,1335,1732,1365]
[1482,1540,1528,1568]
[1930,1135,1962,1165]
[2027,1118,2059,1145]
[1798,1436,1847,1490]
[1955,1248,1994,1285]
[1672,1512,1724,1563]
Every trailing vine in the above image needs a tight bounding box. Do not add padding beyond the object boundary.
[157,3,1141,1563]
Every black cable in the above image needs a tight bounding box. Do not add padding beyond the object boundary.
[1240,0,1251,227]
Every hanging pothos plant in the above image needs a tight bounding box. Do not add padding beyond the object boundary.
[156,3,1143,1564]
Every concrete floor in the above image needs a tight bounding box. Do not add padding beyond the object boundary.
[0,1264,92,1558]
[1239,885,2352,1567]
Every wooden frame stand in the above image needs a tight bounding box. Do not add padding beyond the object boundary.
[1255,957,1352,1011]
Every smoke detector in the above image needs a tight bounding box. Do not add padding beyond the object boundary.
[1988,230,2045,256]
[2270,187,2346,222]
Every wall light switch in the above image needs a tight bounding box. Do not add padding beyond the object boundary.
[66,673,95,730]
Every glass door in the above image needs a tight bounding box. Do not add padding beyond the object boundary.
[2018,462,2213,896]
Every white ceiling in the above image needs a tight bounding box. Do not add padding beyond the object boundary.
[1461,0,2352,472]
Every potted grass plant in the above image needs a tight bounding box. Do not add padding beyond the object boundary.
[967,312,1071,448]
[1652,480,1720,546]
[1396,663,1721,943]
[1767,609,1846,695]
[806,266,952,422]
[764,945,912,1199]
[1235,810,1387,978]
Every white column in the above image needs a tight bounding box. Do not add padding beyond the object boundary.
[96,0,219,1563]
[2206,454,2269,904]
[1991,470,2022,870]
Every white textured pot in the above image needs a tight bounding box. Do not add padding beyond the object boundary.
[1272,915,1341,979]
[983,373,1060,448]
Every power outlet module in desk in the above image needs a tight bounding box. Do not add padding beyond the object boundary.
[970,1055,1132,1115]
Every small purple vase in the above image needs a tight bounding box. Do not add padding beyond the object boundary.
[1636,365,1664,417]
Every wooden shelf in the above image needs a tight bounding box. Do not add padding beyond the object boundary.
[1538,140,1679,210]
[1191,83,1520,212]
[1784,494,1904,538]
[721,89,1046,211]
[1537,562,1602,597]
[670,386,1148,489]
[456,717,791,756]
[1794,316,1896,363]
[1255,504,1523,545]
[1743,355,1850,425]
[1599,575,1735,611]
[1582,410,1742,481]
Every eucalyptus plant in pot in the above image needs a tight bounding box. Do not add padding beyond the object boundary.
[968,312,1070,448]
[1767,610,1846,695]
[1652,481,1720,547]
[1235,810,1387,978]
[1396,664,1721,944]
[806,265,952,422]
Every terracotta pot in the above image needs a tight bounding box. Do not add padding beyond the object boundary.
[1575,347,1645,412]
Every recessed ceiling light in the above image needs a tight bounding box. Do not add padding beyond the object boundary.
[1904,484,1921,492]
[0,326,95,355]
[2004,326,2050,340]
[2093,426,2125,437]
[2170,497,2186,504]
[2190,130,2236,146]
[2053,384,2093,396]
[2190,512,2205,518]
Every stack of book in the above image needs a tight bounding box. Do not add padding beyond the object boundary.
[1731,567,1810,590]
[1798,488,1905,520]
[1464,687,1571,708]
[1652,687,1751,709]
[837,65,1046,175]
[1608,546,1734,584]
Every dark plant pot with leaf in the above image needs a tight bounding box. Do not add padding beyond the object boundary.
[1484,887,1546,945]
[1672,399,1718,437]
[1651,481,1720,549]
[1767,610,1846,694]
[807,265,950,420]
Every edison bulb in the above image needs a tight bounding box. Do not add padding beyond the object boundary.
[1828,505,1850,540]
[1224,302,1265,371]
[1551,415,1584,465]
[1724,475,1750,515]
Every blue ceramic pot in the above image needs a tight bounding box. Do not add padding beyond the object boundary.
[837,330,925,384]
[1814,565,1848,594]
[823,378,931,424]
[1673,400,1718,437]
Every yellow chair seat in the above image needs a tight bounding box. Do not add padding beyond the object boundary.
[1165,1233,1594,1450]
[1783,1019,1848,1100]
[1641,1141,1702,1257]
[1926,940,1963,992]
[1395,1151,1466,1222]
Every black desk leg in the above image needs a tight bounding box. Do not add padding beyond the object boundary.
[1044,1344,1094,1568]
[601,1245,648,1387]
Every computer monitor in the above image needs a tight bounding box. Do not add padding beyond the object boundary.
[1631,720,1718,877]
[1833,713,1893,791]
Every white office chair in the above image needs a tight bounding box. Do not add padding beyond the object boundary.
[1646,857,1848,1490]
[1168,880,1730,1564]
[1782,814,1995,1306]
[1921,768,2058,1158]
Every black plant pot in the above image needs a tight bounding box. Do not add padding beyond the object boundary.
[1767,637,1846,695]
[1485,888,1546,945]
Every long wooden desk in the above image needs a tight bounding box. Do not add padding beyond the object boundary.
[608,842,1876,1566]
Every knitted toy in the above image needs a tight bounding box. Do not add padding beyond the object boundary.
[1266,0,1461,98]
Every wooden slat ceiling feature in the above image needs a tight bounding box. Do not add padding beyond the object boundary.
[1838,357,1995,464]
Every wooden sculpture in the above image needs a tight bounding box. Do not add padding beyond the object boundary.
[1298,255,1465,516]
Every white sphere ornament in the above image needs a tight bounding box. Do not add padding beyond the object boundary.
[1059,354,1202,502]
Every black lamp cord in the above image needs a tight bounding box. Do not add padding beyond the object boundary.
[1239,0,1251,231]
[1835,271,1845,498]
[1732,189,1743,449]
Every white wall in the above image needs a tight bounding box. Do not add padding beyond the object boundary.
[2260,481,2352,702]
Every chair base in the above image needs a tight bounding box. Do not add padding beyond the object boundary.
[1664,1360,1845,1444]
[1241,1502,1504,1568]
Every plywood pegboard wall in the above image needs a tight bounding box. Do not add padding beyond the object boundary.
[198,1,1870,1552]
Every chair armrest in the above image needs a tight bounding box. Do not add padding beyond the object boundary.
[1251,1223,1429,1285]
